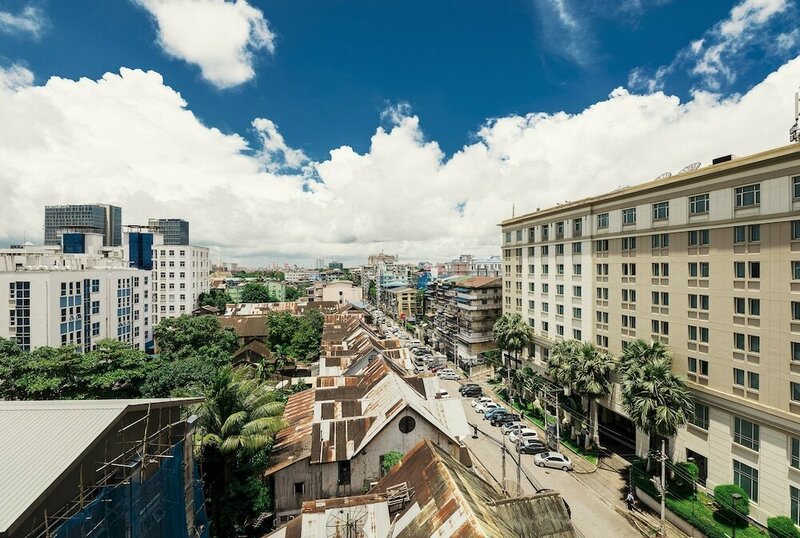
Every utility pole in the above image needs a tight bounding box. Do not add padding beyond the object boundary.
[554,391,561,454]
[502,432,507,493]
[659,439,666,538]
[516,435,521,493]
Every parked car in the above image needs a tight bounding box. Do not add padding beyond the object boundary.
[436,369,456,377]
[435,389,450,399]
[471,396,492,408]
[491,413,521,427]
[483,407,508,420]
[439,372,461,381]
[459,383,479,394]
[508,428,539,444]
[501,421,525,435]
[518,440,549,455]
[461,388,483,398]
[475,401,498,413]
[413,366,424,374]
[533,452,573,471]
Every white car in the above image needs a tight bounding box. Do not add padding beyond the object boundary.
[439,372,461,381]
[474,401,499,413]
[501,421,525,435]
[508,428,539,444]
[471,396,492,408]
[435,389,450,399]
[533,451,573,471]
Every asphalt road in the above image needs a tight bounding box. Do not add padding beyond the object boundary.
[440,378,639,538]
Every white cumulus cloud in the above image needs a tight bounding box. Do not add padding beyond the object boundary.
[0,5,45,38]
[1,58,800,265]
[134,0,274,89]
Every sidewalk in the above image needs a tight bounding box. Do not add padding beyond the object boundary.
[462,369,687,538]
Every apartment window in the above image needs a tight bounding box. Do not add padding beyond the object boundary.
[734,297,746,314]
[596,263,609,276]
[688,294,709,310]
[748,224,761,242]
[337,460,351,486]
[573,264,582,275]
[747,371,760,390]
[688,357,707,376]
[749,299,760,316]
[529,227,536,241]
[573,329,582,340]
[573,286,582,297]
[542,302,549,313]
[597,213,609,229]
[734,333,746,350]
[596,287,609,300]
[557,325,565,336]
[542,283,549,293]
[793,438,800,469]
[651,320,669,335]
[749,262,760,279]
[542,264,549,275]
[622,207,636,225]
[792,301,800,321]
[734,416,759,451]
[573,307,582,319]
[541,225,549,240]
[595,240,608,252]
[622,237,637,251]
[541,245,549,256]
[688,229,710,246]
[652,201,669,221]
[572,242,582,254]
[734,225,746,243]
[793,343,800,362]
[555,221,564,238]
[542,321,549,332]
[556,264,565,275]
[528,283,535,292]
[556,243,565,255]
[689,193,710,214]
[735,184,760,207]
[556,284,564,295]
[794,176,800,199]
[556,304,565,315]
[596,311,609,323]
[621,289,637,303]
[621,315,636,328]
[734,262,746,279]
[733,460,759,502]
[596,335,609,347]
[794,261,800,280]
[688,325,707,342]
[516,230,523,241]
[793,221,800,240]
[651,233,670,248]
[622,263,637,276]
[652,291,669,306]
[687,262,709,278]
[691,403,709,430]
[792,486,800,525]
[573,218,583,236]
[792,382,800,402]
[528,300,535,309]
[652,263,669,277]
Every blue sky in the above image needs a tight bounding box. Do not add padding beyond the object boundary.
[0,0,799,265]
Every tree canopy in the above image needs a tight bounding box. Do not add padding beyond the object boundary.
[198,289,233,312]
[240,282,273,303]
[266,310,324,361]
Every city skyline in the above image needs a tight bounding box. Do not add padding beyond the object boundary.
[1,0,799,265]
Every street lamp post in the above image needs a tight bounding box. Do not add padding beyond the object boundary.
[731,493,742,538]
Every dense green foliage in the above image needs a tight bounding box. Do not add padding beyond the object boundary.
[713,484,750,520]
[284,285,302,301]
[196,366,286,536]
[240,282,273,303]
[266,310,324,360]
[198,289,233,312]
[492,313,534,389]
[381,451,404,474]
[768,516,800,538]
[368,281,376,300]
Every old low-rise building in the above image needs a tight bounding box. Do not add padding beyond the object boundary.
[266,439,575,538]
[264,357,470,524]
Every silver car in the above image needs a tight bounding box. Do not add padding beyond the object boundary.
[533,451,573,471]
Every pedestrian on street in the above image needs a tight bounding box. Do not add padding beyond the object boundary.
[625,492,635,511]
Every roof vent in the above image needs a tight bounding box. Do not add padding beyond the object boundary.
[712,155,733,165]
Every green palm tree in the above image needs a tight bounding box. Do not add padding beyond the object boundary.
[620,344,694,442]
[197,366,286,454]
[546,339,582,388]
[492,313,535,397]
[571,343,614,447]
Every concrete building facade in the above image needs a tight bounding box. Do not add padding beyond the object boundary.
[152,245,210,324]
[44,204,122,247]
[499,143,800,526]
[147,218,189,245]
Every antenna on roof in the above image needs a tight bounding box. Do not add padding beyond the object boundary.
[791,88,800,143]
[512,202,515,217]
[655,172,672,180]
[678,162,701,174]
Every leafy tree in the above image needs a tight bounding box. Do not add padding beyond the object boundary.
[154,315,237,362]
[198,289,233,312]
[284,285,302,301]
[266,310,324,361]
[714,484,750,522]
[381,451,403,475]
[368,281,376,301]
[619,340,693,442]
[492,313,534,395]
[196,366,285,536]
[80,340,152,399]
[240,283,272,303]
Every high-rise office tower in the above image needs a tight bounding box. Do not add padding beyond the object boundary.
[44,204,122,247]
[147,218,189,246]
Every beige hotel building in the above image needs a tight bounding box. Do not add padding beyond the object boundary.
[500,143,800,525]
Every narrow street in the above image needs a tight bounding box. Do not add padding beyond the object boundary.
[439,377,649,538]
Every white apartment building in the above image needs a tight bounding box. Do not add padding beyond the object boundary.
[151,245,210,323]
[500,143,800,526]
[0,234,150,351]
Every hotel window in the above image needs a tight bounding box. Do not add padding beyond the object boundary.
[734,333,745,350]
[572,242,582,254]
[792,437,800,469]
[596,263,609,276]
[541,245,549,256]
[528,283,535,292]
[688,229,710,246]
[749,299,760,316]
[542,302,549,313]
[749,224,761,242]
[652,263,669,277]
[794,261,800,280]
[792,486,800,525]
[542,264,549,275]
[793,221,800,240]
[689,193,710,214]
[688,357,708,376]
[651,320,669,335]
[621,315,636,328]
[688,294,709,310]
[794,176,800,199]
[622,263,636,276]
[735,184,760,207]
[556,243,564,255]
[528,300,535,309]
[734,262,746,279]
[651,233,670,248]
[542,225,549,240]
[792,301,800,320]
[792,381,800,402]
[529,227,536,241]
[597,213,609,229]
[573,329,582,340]
[734,416,759,451]
[691,402,709,430]
[748,371,760,390]
[542,320,549,332]
[556,264,565,275]
[595,239,609,252]
[555,221,564,238]
[573,218,583,236]
[749,262,760,279]
[542,283,549,293]
[573,264,582,274]
[516,230,523,241]
[573,286,582,297]
[652,291,669,305]
[573,307,582,319]
[596,287,609,300]
[622,289,637,303]
[652,201,669,221]
[622,207,636,225]
[557,325,564,336]
[733,460,759,502]
[622,237,637,251]
[792,343,800,362]
[556,284,565,295]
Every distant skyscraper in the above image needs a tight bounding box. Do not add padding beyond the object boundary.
[148,218,189,245]
[44,204,122,247]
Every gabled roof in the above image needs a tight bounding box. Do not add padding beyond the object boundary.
[219,315,268,338]
[0,398,202,536]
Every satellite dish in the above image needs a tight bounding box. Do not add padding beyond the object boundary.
[655,172,672,180]
[678,162,701,174]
